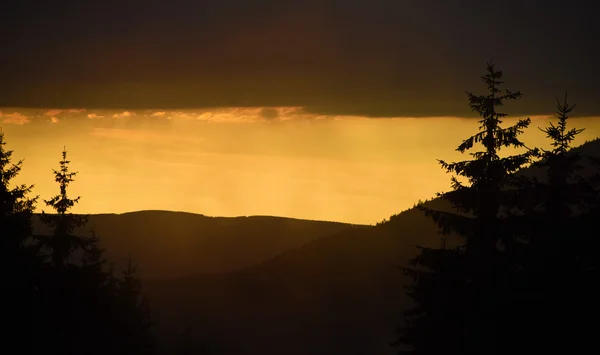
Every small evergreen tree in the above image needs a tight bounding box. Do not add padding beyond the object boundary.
[114,257,156,354]
[395,63,536,354]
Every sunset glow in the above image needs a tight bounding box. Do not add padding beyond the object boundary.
[3,107,599,224]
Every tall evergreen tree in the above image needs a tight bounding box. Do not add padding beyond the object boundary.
[37,148,157,355]
[527,93,590,266]
[0,129,38,253]
[0,129,40,353]
[36,148,92,354]
[40,148,90,267]
[395,63,536,354]
[511,93,600,352]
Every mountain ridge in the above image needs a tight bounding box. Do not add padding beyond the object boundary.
[32,211,358,279]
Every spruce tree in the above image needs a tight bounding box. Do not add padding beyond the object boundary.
[36,148,90,354]
[37,148,157,355]
[40,148,90,267]
[395,63,536,354]
[0,129,40,353]
[513,93,599,353]
[529,93,590,266]
[0,129,38,252]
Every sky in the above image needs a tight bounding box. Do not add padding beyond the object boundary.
[3,109,600,224]
[1,0,599,223]
[2,0,599,116]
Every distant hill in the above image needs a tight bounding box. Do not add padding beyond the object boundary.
[516,137,600,181]
[144,210,440,355]
[143,138,600,355]
[32,211,357,279]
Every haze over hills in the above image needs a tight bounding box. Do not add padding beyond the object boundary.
[32,211,357,279]
[143,138,600,354]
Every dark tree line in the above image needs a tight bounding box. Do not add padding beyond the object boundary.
[0,137,155,354]
[395,63,600,354]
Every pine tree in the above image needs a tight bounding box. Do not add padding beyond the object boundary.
[395,63,536,354]
[35,148,87,354]
[40,148,90,267]
[529,93,590,266]
[0,129,41,353]
[36,148,157,355]
[512,93,600,353]
[0,129,38,252]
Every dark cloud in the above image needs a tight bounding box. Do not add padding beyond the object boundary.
[1,0,599,117]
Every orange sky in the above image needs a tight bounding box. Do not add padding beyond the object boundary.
[2,107,599,224]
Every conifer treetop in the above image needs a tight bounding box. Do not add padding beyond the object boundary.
[44,148,81,215]
[539,92,584,156]
[433,63,535,216]
[0,130,37,217]
[0,130,23,186]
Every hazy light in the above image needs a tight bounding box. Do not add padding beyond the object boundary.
[2,107,599,224]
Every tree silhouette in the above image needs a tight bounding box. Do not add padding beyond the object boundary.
[0,129,38,250]
[40,148,90,267]
[524,93,592,266]
[0,129,41,353]
[33,147,157,355]
[34,148,94,354]
[509,93,600,352]
[395,63,536,354]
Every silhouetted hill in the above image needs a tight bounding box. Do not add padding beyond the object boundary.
[516,137,600,181]
[144,210,446,355]
[145,225,410,355]
[143,201,455,354]
[32,211,356,279]
[143,138,600,355]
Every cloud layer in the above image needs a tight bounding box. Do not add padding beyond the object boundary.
[0,107,371,127]
[1,0,598,116]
